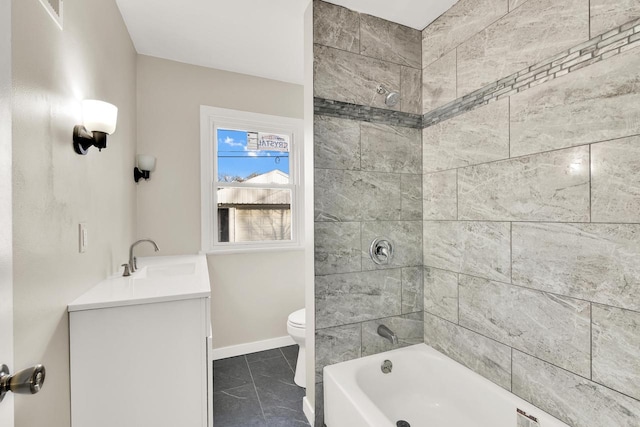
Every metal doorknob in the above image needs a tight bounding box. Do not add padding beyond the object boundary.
[0,364,46,402]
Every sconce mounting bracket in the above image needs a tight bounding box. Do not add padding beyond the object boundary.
[73,126,107,155]
[133,167,151,183]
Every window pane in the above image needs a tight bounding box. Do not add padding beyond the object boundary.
[217,129,290,183]
[216,187,292,242]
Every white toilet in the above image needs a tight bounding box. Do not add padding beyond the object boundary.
[287,308,306,388]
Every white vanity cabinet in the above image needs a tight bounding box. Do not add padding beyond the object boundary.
[68,255,212,427]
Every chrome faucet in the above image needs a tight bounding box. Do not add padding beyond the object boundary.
[377,324,398,345]
[128,239,159,273]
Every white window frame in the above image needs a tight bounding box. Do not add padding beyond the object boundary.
[200,106,304,254]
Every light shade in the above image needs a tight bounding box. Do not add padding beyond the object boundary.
[137,154,156,172]
[82,100,118,135]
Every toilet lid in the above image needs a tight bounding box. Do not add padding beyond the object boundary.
[288,308,305,327]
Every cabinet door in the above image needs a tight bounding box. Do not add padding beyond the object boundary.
[70,299,207,427]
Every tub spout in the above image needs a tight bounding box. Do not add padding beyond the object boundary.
[377,324,398,345]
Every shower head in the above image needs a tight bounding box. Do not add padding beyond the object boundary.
[385,92,400,107]
[376,84,400,107]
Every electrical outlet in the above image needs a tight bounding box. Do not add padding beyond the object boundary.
[79,223,88,253]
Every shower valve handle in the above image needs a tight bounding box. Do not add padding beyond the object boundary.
[370,238,394,265]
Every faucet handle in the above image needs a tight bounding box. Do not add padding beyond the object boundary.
[121,263,131,277]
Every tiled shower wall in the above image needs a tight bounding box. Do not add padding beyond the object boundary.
[314,0,640,425]
[313,1,424,424]
[421,0,640,427]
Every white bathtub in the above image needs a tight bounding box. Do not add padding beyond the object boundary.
[324,343,570,427]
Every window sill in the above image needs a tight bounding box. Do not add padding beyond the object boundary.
[200,244,304,256]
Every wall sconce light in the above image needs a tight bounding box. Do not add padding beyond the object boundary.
[73,100,118,155]
[134,154,156,182]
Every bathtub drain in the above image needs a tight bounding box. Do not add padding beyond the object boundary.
[396,421,410,427]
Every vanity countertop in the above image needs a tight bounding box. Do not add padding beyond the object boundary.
[68,254,211,312]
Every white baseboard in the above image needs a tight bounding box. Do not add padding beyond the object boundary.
[211,335,295,360]
[303,396,314,426]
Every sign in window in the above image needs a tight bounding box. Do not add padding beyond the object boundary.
[217,129,290,183]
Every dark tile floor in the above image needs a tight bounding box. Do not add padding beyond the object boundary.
[213,345,310,427]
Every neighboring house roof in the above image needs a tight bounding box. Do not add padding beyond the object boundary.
[244,169,289,185]
[217,170,290,206]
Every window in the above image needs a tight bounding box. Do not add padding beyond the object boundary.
[200,106,303,252]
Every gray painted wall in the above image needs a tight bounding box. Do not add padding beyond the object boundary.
[12,0,137,426]
[313,0,640,425]
[135,55,305,350]
[0,0,13,423]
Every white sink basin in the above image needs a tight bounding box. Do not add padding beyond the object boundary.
[68,255,210,312]
[145,262,196,278]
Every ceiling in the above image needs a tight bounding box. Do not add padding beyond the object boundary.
[116,0,457,86]
[324,0,457,31]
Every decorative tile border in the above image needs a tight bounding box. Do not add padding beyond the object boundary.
[315,18,640,130]
[423,17,640,128]
[314,98,423,129]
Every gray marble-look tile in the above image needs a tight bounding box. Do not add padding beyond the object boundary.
[509,0,531,11]
[314,44,401,111]
[361,221,422,271]
[250,357,308,426]
[362,312,424,356]
[423,221,511,283]
[315,269,402,329]
[314,222,361,276]
[590,0,640,37]
[424,312,512,390]
[457,0,589,96]
[592,304,640,401]
[591,136,640,223]
[513,350,640,427]
[314,169,361,222]
[314,382,324,427]
[265,417,309,427]
[401,174,422,221]
[422,50,457,114]
[512,222,640,312]
[458,146,591,222]
[422,99,510,173]
[249,354,296,387]
[459,275,591,377]
[315,324,361,384]
[246,349,284,363]
[423,170,457,220]
[314,115,360,171]
[313,0,359,53]
[360,123,421,174]
[360,13,421,69]
[360,171,403,221]
[401,266,424,314]
[424,267,459,323]
[213,384,266,427]
[422,0,507,68]
[280,345,299,373]
[314,169,403,222]
[510,47,640,157]
[213,356,252,392]
[400,66,422,115]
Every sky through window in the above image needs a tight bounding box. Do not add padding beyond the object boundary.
[217,129,290,182]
